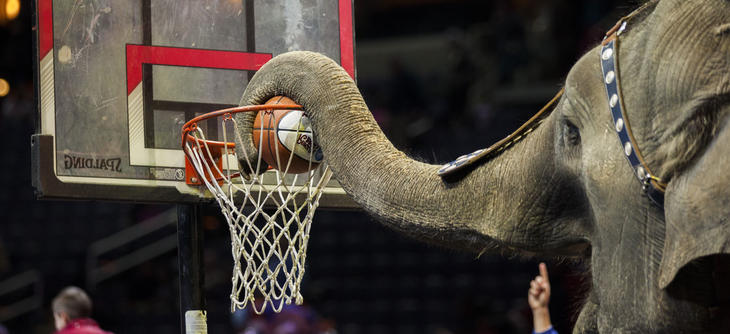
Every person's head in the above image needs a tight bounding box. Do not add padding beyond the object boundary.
[52,286,93,330]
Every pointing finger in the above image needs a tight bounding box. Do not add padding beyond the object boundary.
[539,262,549,282]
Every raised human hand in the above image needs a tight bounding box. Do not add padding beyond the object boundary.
[528,262,551,310]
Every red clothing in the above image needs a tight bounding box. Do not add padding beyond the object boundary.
[54,318,113,334]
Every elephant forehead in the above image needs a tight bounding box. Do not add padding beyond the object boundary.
[565,47,604,101]
[563,46,612,129]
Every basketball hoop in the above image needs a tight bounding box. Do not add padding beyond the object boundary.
[181,102,332,314]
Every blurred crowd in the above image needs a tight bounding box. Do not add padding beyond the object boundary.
[357,0,635,161]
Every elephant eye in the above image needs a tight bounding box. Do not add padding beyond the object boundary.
[562,120,581,146]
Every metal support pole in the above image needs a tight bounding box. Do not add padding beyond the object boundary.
[177,204,207,334]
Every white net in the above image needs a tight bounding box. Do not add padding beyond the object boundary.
[183,111,331,314]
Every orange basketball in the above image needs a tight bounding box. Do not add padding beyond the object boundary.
[252,96,323,174]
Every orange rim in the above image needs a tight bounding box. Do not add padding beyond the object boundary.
[181,104,302,150]
[181,103,302,185]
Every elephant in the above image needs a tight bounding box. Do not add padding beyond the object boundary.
[234,0,730,332]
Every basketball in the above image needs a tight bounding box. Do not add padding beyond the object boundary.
[252,96,323,174]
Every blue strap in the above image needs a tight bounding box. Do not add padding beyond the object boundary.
[600,24,666,207]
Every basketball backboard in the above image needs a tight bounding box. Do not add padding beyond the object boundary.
[32,0,356,207]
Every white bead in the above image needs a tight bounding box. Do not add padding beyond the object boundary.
[615,118,624,132]
[605,71,615,84]
[602,48,613,60]
[624,142,632,156]
[610,94,619,108]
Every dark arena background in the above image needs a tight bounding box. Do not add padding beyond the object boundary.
[1,0,639,333]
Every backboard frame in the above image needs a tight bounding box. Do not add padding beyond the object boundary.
[31,0,357,207]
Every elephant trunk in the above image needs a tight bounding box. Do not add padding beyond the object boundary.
[236,51,588,254]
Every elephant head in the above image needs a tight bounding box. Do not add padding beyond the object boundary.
[235,0,730,332]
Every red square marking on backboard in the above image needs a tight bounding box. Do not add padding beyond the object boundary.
[125,45,272,95]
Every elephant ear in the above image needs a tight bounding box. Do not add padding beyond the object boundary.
[659,118,730,289]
